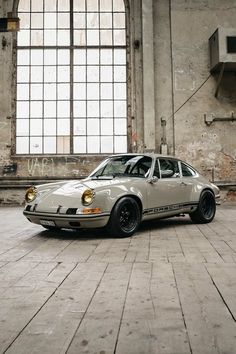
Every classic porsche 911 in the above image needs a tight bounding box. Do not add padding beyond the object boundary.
[23,154,220,237]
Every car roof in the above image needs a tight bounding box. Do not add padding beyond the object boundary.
[108,153,179,160]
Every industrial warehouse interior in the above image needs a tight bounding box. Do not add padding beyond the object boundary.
[0,0,236,353]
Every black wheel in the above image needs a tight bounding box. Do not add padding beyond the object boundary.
[107,197,141,237]
[190,190,216,224]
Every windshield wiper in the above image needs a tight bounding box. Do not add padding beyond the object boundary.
[90,175,113,180]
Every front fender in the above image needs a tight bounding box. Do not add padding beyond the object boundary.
[93,180,146,214]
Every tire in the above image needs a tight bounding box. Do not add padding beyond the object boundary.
[190,190,216,224]
[107,197,141,237]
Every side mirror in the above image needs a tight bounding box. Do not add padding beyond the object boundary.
[147,176,158,184]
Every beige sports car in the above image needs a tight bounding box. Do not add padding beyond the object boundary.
[23,154,220,237]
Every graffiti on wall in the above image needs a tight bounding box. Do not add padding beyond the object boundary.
[27,158,55,176]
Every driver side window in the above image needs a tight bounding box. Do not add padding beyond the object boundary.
[159,158,180,178]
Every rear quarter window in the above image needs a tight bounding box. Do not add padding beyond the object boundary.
[181,162,196,177]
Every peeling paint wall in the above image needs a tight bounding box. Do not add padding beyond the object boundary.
[0,0,236,204]
[167,0,236,182]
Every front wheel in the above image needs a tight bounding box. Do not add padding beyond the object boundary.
[190,190,216,224]
[107,197,141,238]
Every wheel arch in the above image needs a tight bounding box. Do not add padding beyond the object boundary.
[110,194,143,216]
[199,187,215,199]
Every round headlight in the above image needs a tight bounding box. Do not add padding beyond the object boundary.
[81,189,94,206]
[25,186,37,203]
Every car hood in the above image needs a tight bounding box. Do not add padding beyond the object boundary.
[33,177,141,213]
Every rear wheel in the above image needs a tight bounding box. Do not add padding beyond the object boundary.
[107,197,141,237]
[190,190,216,223]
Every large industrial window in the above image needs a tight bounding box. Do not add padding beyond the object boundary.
[16,0,127,154]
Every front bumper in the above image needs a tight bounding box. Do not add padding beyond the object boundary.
[23,210,110,229]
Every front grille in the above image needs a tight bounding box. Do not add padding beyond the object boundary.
[66,208,78,215]
[25,205,31,211]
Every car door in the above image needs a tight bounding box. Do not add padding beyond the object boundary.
[146,158,191,214]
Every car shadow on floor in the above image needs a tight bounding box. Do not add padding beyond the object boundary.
[37,214,195,241]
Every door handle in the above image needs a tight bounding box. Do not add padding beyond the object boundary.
[180,181,188,186]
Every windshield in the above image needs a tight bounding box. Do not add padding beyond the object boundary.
[90,155,153,179]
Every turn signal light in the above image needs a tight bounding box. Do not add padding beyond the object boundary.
[82,208,102,214]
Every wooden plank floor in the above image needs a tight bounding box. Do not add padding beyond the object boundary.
[0,204,236,354]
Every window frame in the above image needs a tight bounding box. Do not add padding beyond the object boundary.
[12,0,131,157]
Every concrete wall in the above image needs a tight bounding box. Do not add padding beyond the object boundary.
[0,0,236,204]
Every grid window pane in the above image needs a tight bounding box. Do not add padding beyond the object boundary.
[44,137,56,154]
[18,30,30,46]
[30,137,43,154]
[58,50,70,65]
[101,101,113,117]
[20,13,30,29]
[31,0,43,12]
[31,30,44,46]
[87,136,100,153]
[74,50,86,65]
[114,136,127,153]
[100,0,112,11]
[31,84,43,100]
[100,13,112,28]
[101,119,113,135]
[87,13,99,29]
[58,0,70,11]
[16,137,29,154]
[74,30,86,46]
[87,119,100,135]
[58,13,70,28]
[17,119,29,136]
[57,136,70,153]
[30,119,42,136]
[74,136,86,153]
[114,13,126,28]
[58,101,70,117]
[44,30,57,45]
[31,14,43,29]
[17,84,29,100]
[18,0,30,12]
[58,66,70,82]
[115,118,127,135]
[44,101,57,118]
[101,66,112,82]
[87,101,99,117]
[74,119,86,135]
[100,30,113,45]
[44,13,57,29]
[31,101,43,118]
[44,119,56,135]
[87,83,99,100]
[44,50,57,65]
[45,1,57,12]
[17,0,127,155]
[74,101,86,117]
[113,0,125,12]
[58,30,70,46]
[74,13,86,28]
[87,66,99,82]
[87,0,99,12]
[31,50,43,65]
[17,50,30,65]
[101,136,113,153]
[44,67,57,82]
[58,119,70,136]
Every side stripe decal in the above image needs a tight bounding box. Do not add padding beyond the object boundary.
[143,202,198,216]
